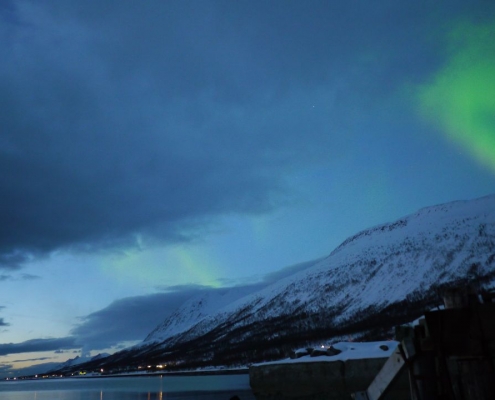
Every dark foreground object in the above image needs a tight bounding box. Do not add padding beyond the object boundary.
[249,357,409,400]
[355,286,495,400]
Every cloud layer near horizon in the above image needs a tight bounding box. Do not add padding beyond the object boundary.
[70,258,319,350]
[0,337,77,357]
[0,258,320,356]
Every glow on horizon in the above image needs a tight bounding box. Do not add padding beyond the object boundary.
[418,21,495,173]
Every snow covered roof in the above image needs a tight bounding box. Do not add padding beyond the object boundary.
[254,341,399,365]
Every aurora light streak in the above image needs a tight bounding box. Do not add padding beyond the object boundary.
[418,21,495,172]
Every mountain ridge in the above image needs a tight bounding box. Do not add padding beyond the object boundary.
[49,194,495,373]
[144,194,495,347]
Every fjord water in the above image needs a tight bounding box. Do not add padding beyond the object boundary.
[0,375,255,400]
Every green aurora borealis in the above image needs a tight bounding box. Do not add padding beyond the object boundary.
[418,21,495,172]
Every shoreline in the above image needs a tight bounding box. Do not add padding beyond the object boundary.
[7,368,249,381]
[89,368,249,378]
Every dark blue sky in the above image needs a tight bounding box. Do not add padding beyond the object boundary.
[0,0,494,377]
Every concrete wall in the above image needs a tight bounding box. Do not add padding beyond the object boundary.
[249,358,410,400]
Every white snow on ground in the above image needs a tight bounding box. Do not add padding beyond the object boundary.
[256,341,399,365]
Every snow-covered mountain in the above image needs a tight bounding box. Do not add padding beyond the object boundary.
[143,194,495,351]
[143,284,268,343]
[52,194,495,372]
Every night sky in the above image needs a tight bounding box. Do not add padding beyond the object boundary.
[1,0,494,377]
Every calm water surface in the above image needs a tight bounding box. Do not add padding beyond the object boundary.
[0,375,255,400]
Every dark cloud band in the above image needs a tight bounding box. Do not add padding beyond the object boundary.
[0,337,77,356]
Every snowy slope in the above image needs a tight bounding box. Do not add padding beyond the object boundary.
[145,194,495,349]
[143,284,266,343]
[51,194,495,373]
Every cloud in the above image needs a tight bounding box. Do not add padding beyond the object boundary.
[0,273,41,281]
[11,356,53,363]
[0,1,467,269]
[20,273,41,280]
[69,258,320,351]
[0,252,33,270]
[0,337,77,356]
[216,257,323,287]
[69,286,231,350]
[0,307,9,328]
[261,258,324,284]
[71,285,262,351]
